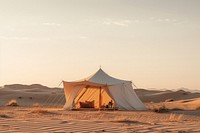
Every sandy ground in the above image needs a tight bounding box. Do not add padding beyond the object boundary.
[0,107,200,133]
[0,84,200,132]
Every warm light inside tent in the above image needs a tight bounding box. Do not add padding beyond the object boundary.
[75,88,114,108]
[74,87,114,109]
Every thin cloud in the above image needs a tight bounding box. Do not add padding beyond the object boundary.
[150,17,178,23]
[85,18,140,27]
[102,19,132,27]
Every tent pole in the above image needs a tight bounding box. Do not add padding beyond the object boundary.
[99,87,102,109]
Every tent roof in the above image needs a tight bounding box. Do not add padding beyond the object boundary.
[63,80,107,88]
[65,68,131,85]
[86,68,130,85]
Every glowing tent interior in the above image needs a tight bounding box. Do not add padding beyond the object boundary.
[63,68,146,110]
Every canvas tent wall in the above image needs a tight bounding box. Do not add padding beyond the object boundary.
[63,68,146,110]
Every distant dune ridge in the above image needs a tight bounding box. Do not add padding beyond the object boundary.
[135,88,200,103]
[0,84,200,110]
[3,84,60,90]
[0,84,64,107]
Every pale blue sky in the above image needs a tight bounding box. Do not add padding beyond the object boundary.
[0,0,200,89]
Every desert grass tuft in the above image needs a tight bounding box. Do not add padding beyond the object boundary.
[168,113,184,122]
[6,99,18,106]
[165,99,174,102]
[31,108,49,114]
[196,106,200,110]
[0,114,10,118]
[32,103,41,107]
[149,103,169,113]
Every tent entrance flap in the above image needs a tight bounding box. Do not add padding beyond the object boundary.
[74,87,114,109]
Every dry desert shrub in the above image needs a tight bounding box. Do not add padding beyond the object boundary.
[6,99,18,106]
[177,130,190,133]
[180,100,192,103]
[165,99,174,102]
[32,103,41,107]
[149,103,169,113]
[168,113,184,122]
[31,108,49,114]
[196,106,200,110]
[0,114,10,118]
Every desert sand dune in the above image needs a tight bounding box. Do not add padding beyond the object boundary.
[0,84,200,132]
[136,89,200,103]
[1,84,64,105]
[1,84,200,106]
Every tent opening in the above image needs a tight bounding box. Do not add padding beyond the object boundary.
[74,87,114,109]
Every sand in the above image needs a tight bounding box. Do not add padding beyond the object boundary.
[0,107,200,133]
[0,84,200,133]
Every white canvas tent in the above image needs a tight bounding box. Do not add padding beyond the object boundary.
[63,68,146,110]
